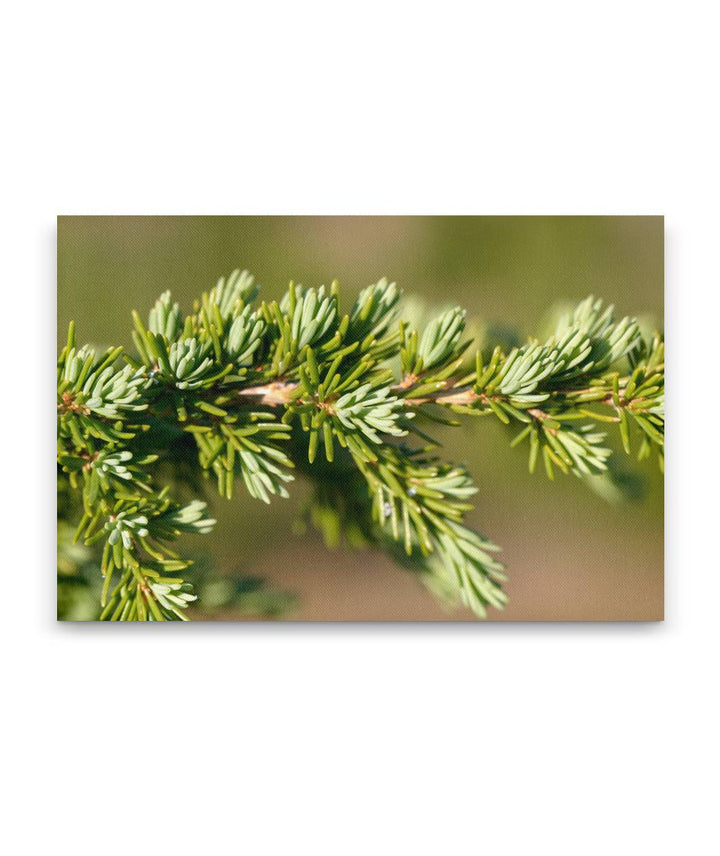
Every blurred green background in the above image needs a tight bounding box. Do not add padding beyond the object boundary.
[58,216,663,620]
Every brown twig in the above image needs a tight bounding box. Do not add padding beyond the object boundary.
[234,382,299,406]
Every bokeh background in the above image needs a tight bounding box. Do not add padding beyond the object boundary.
[58,216,664,620]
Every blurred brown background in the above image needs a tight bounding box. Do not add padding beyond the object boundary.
[58,216,664,620]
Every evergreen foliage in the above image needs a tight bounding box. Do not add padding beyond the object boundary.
[57,271,664,620]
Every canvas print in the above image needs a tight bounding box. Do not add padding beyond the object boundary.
[57,216,664,621]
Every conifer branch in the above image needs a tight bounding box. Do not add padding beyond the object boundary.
[57,272,664,620]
